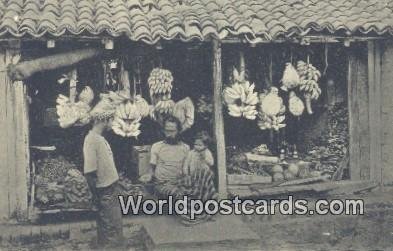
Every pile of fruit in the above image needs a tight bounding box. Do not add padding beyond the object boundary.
[36,156,78,183]
[304,103,349,178]
[226,147,270,177]
[63,169,93,205]
[35,175,65,206]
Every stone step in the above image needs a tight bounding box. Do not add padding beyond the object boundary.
[141,215,260,251]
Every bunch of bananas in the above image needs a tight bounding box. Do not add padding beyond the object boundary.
[154,99,176,114]
[134,95,150,118]
[112,101,142,138]
[223,81,259,120]
[297,61,322,114]
[148,68,173,96]
[257,112,286,131]
[56,92,93,128]
[258,87,286,131]
[78,86,94,105]
[297,61,322,100]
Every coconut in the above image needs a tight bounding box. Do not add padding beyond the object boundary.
[272,164,284,174]
[273,172,285,182]
[283,170,295,180]
[288,163,300,176]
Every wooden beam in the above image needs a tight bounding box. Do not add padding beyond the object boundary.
[348,50,360,180]
[380,40,393,185]
[348,43,371,181]
[368,41,383,184]
[212,39,227,198]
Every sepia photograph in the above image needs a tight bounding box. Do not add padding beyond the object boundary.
[0,0,392,250]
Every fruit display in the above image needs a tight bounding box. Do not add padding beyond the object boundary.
[56,93,92,128]
[148,68,174,97]
[112,101,142,138]
[288,91,305,117]
[154,99,176,115]
[257,87,286,131]
[223,68,259,120]
[281,63,300,91]
[303,103,349,178]
[297,61,322,114]
[35,178,65,206]
[134,95,151,118]
[63,169,93,205]
[36,155,78,183]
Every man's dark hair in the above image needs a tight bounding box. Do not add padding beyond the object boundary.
[163,115,182,132]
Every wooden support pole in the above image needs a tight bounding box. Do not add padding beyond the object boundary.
[367,41,383,184]
[0,43,29,220]
[348,43,370,181]
[212,39,227,198]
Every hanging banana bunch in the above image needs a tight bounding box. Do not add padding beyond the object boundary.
[297,60,322,114]
[112,101,142,138]
[56,86,94,128]
[223,68,259,120]
[148,68,173,98]
[134,95,151,118]
[257,87,286,131]
[281,62,300,92]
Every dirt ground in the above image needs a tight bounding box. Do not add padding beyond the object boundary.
[2,190,393,251]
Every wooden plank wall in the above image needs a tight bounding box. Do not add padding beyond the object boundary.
[381,40,393,185]
[348,43,371,181]
[0,44,29,220]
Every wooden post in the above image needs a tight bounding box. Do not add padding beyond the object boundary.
[367,41,383,184]
[380,40,393,185]
[0,42,29,220]
[348,43,370,181]
[212,40,227,198]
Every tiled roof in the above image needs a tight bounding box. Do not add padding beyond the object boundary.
[0,0,392,43]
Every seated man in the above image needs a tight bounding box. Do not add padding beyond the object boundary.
[140,115,218,224]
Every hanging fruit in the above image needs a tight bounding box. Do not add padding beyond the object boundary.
[134,95,150,118]
[297,60,322,114]
[281,63,300,92]
[223,68,259,120]
[112,101,142,138]
[288,91,305,117]
[260,87,283,116]
[56,86,95,128]
[78,86,94,105]
[257,87,286,131]
[148,68,173,97]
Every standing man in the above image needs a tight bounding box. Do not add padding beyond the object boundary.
[83,115,124,249]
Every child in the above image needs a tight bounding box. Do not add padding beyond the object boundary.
[183,131,214,175]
